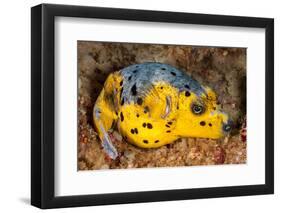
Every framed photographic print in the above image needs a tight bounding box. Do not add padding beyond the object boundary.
[31,3,274,209]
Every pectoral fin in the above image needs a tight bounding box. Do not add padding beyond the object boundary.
[161,96,172,119]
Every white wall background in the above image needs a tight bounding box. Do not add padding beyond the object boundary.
[0,0,279,212]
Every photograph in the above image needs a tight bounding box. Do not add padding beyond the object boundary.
[30,2,274,209]
[78,41,247,170]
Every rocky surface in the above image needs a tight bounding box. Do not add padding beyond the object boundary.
[78,41,247,170]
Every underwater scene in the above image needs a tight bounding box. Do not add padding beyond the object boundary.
[78,41,246,170]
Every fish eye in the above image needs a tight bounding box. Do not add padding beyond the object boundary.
[192,104,204,115]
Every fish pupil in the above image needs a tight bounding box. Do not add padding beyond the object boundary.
[192,104,204,114]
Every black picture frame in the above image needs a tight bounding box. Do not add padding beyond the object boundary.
[31,3,274,209]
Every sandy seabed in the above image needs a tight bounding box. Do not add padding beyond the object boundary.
[78,41,247,170]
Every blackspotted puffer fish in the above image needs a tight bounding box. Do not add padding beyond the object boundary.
[93,62,232,159]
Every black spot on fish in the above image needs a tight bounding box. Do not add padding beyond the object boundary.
[166,130,171,133]
[136,114,140,117]
[155,140,159,143]
[134,128,138,134]
[143,140,149,144]
[133,70,137,73]
[120,112,124,121]
[209,123,212,127]
[131,84,137,96]
[168,121,173,125]
[115,112,118,116]
[184,84,190,89]
[142,123,146,128]
[170,71,176,76]
[128,76,132,81]
[147,123,153,129]
[144,106,149,113]
[160,87,163,89]
[185,91,191,97]
[165,124,170,128]
[161,67,166,70]
[137,97,143,105]
[200,121,206,126]
[213,107,216,110]
[121,98,124,105]
[131,129,135,134]
[120,87,123,99]
[120,81,123,86]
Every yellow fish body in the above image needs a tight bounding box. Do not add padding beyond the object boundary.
[93,63,232,159]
